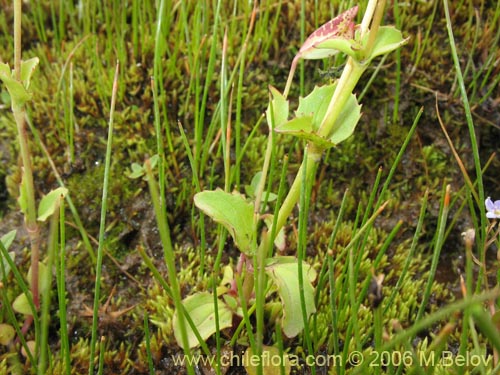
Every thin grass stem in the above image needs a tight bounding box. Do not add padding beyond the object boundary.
[88,62,120,374]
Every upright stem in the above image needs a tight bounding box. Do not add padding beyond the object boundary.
[316,59,365,138]
[13,0,40,310]
[14,0,22,80]
[271,0,388,240]
[272,149,320,237]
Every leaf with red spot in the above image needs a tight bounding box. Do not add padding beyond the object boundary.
[297,6,359,60]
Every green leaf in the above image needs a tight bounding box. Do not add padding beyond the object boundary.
[128,154,159,180]
[0,324,16,346]
[243,345,291,375]
[1,230,17,250]
[12,292,33,315]
[0,230,16,279]
[263,216,285,252]
[295,84,335,131]
[0,63,32,106]
[266,85,289,130]
[172,292,233,349]
[313,37,361,60]
[0,63,10,76]
[20,57,39,90]
[329,90,362,145]
[38,187,68,222]
[245,172,277,202]
[194,189,255,255]
[266,257,317,337]
[28,262,51,295]
[276,116,338,149]
[364,26,409,61]
[275,84,361,147]
[128,162,144,179]
[0,252,15,280]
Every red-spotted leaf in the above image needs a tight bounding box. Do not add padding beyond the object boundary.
[297,6,358,60]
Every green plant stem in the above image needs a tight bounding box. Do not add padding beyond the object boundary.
[416,184,451,322]
[443,0,486,292]
[39,197,61,375]
[88,62,119,375]
[317,58,365,139]
[271,149,318,237]
[144,161,193,375]
[57,202,71,375]
[13,0,41,319]
[14,0,22,79]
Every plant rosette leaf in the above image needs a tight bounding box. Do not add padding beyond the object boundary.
[37,187,68,222]
[297,6,359,60]
[172,292,233,349]
[12,292,33,315]
[13,262,51,315]
[0,324,16,346]
[363,26,409,62]
[194,189,255,255]
[243,345,291,375]
[276,84,361,148]
[265,257,317,337]
[266,85,289,130]
[128,154,159,180]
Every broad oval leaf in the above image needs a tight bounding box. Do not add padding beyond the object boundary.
[0,324,16,346]
[194,189,255,255]
[265,257,317,337]
[38,187,68,222]
[0,71,31,105]
[173,292,233,349]
[275,116,337,149]
[275,84,361,148]
[364,26,409,61]
[329,91,362,145]
[313,38,361,60]
[13,292,33,315]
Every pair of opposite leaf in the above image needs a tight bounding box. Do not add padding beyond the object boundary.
[276,5,408,149]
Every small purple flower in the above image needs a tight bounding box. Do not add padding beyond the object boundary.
[485,197,500,219]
